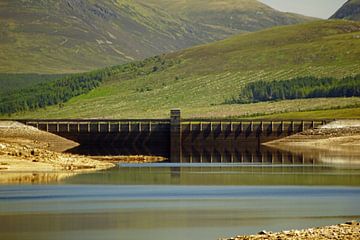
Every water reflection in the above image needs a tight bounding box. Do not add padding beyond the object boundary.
[0,185,359,240]
[0,172,77,184]
[63,164,360,186]
[67,141,321,165]
[67,144,168,157]
[265,144,360,167]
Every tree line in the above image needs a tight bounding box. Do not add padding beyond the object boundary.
[0,70,108,115]
[0,73,67,94]
[225,74,360,104]
[0,55,178,115]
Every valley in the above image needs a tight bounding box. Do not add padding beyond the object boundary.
[1,2,360,240]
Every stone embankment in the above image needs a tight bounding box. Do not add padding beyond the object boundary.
[221,221,360,240]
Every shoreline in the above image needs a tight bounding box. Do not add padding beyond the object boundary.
[0,121,167,183]
[221,221,360,240]
[2,120,360,182]
[0,140,116,184]
[264,120,360,166]
[0,121,114,183]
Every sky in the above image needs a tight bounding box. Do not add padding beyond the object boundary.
[259,0,348,19]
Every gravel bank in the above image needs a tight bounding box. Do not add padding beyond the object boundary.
[0,121,115,183]
[221,221,360,240]
[0,121,78,152]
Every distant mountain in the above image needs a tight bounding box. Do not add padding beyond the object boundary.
[140,0,316,34]
[8,20,360,119]
[0,0,316,73]
[331,0,360,21]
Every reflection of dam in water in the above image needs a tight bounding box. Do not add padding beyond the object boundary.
[180,145,314,164]
[19,110,332,163]
[67,144,317,165]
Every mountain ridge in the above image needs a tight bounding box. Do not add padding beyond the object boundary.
[0,0,316,73]
[331,0,360,21]
[139,0,315,33]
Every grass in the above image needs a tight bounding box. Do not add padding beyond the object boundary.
[141,0,316,32]
[0,0,199,73]
[6,20,360,119]
[253,107,360,120]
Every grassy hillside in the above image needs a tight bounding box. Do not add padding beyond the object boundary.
[0,0,205,73]
[7,20,360,119]
[331,0,360,21]
[140,0,315,33]
[253,107,360,120]
[0,0,315,73]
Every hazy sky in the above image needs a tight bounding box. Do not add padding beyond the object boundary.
[259,0,348,19]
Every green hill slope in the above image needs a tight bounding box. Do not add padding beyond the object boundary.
[9,20,360,119]
[139,0,314,33]
[0,0,315,73]
[331,0,360,21]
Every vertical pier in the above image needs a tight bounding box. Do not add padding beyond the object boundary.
[170,109,182,163]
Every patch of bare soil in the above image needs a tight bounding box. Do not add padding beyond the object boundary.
[221,221,360,240]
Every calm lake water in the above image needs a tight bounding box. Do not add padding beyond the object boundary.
[1,163,360,240]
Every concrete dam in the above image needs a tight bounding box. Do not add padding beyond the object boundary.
[18,110,332,163]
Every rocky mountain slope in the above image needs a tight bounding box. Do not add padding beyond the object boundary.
[331,0,360,21]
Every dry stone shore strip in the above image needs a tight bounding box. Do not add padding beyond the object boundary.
[0,121,115,174]
[91,155,167,163]
[220,221,360,240]
[0,141,115,172]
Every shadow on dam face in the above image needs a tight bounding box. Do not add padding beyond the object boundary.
[66,143,170,158]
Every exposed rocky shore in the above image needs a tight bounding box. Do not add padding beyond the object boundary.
[0,141,114,172]
[221,221,360,240]
[0,121,169,183]
[265,120,360,165]
[0,121,115,183]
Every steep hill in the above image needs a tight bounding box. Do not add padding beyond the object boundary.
[9,20,360,119]
[331,0,360,21]
[0,0,315,73]
[139,0,314,34]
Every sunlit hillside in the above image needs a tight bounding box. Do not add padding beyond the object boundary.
[9,20,360,119]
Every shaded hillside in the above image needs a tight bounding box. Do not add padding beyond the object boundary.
[331,0,360,21]
[7,20,360,119]
[0,0,315,73]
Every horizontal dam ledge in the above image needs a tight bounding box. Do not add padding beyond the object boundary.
[9,118,336,123]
